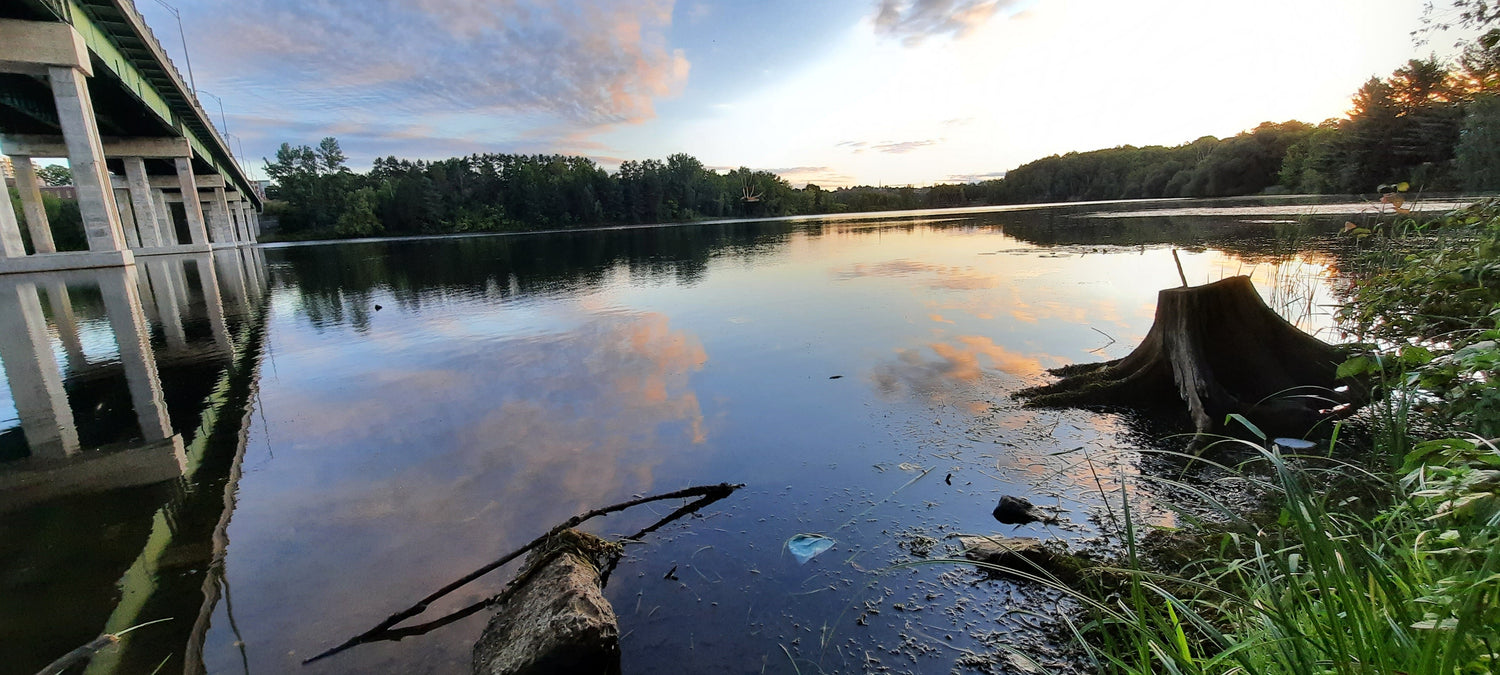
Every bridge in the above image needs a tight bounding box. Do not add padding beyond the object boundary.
[0,0,261,275]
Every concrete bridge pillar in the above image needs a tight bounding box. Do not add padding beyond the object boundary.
[48,66,126,253]
[0,175,24,257]
[237,204,255,243]
[176,158,211,246]
[227,195,245,243]
[114,187,142,249]
[122,157,165,248]
[204,187,234,245]
[12,156,57,253]
[151,189,175,245]
[0,278,81,458]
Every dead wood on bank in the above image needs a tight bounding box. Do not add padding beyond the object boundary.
[1018,276,1363,438]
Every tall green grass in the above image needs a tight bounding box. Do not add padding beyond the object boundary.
[944,200,1500,674]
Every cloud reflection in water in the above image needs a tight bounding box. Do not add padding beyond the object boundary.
[223,310,707,671]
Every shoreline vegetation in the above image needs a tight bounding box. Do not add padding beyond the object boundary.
[253,34,1500,242]
[1014,196,1500,675]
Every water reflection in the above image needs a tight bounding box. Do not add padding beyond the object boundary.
[0,249,269,675]
[874,335,1061,400]
[1,201,1361,674]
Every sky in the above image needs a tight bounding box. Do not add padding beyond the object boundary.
[135,0,1473,187]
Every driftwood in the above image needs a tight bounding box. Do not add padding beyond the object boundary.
[1019,276,1361,438]
[303,483,743,665]
[473,530,622,675]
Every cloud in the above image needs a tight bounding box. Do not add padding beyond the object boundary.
[835,139,941,154]
[873,0,1026,45]
[944,170,1007,183]
[871,139,942,154]
[769,166,856,187]
[186,0,689,153]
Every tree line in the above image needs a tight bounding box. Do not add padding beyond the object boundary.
[261,30,1497,239]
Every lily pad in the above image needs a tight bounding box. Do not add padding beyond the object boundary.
[786,534,835,564]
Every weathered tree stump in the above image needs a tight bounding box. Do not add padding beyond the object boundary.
[1018,276,1361,438]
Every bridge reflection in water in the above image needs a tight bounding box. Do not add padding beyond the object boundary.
[0,248,269,675]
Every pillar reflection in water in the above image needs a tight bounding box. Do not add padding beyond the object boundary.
[0,278,81,458]
[0,265,182,502]
[0,247,269,675]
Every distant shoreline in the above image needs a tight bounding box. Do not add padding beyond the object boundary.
[256,194,1482,249]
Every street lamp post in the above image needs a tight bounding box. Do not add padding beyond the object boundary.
[150,0,195,95]
[196,89,230,137]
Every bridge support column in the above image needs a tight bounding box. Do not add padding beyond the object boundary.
[152,189,175,244]
[0,174,24,257]
[48,66,126,253]
[235,203,253,243]
[206,187,234,246]
[0,278,81,458]
[114,188,142,248]
[12,156,57,253]
[122,157,165,248]
[227,196,244,243]
[176,158,211,246]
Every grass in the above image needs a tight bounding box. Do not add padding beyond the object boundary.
[927,199,1500,674]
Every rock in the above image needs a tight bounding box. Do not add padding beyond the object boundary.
[953,534,1081,584]
[991,495,1056,525]
[473,530,622,675]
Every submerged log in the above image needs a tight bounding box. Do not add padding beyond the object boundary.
[1018,276,1361,437]
[473,530,623,675]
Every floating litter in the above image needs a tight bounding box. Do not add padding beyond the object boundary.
[786,534,835,564]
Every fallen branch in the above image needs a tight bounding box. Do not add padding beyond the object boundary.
[302,482,743,665]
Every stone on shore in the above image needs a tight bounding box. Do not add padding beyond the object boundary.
[954,534,1081,584]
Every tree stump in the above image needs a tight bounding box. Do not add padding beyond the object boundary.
[1017,276,1361,438]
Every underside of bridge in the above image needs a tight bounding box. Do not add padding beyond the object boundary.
[0,0,264,273]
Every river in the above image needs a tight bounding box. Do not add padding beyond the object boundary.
[0,196,1389,673]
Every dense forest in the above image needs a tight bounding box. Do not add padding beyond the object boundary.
[260,30,1499,239]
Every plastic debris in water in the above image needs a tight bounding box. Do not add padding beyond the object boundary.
[1273,437,1317,451]
[787,534,835,564]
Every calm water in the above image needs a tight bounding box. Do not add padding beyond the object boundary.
[0,197,1356,674]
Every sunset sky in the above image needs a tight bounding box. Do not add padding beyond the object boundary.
[139,0,1472,186]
